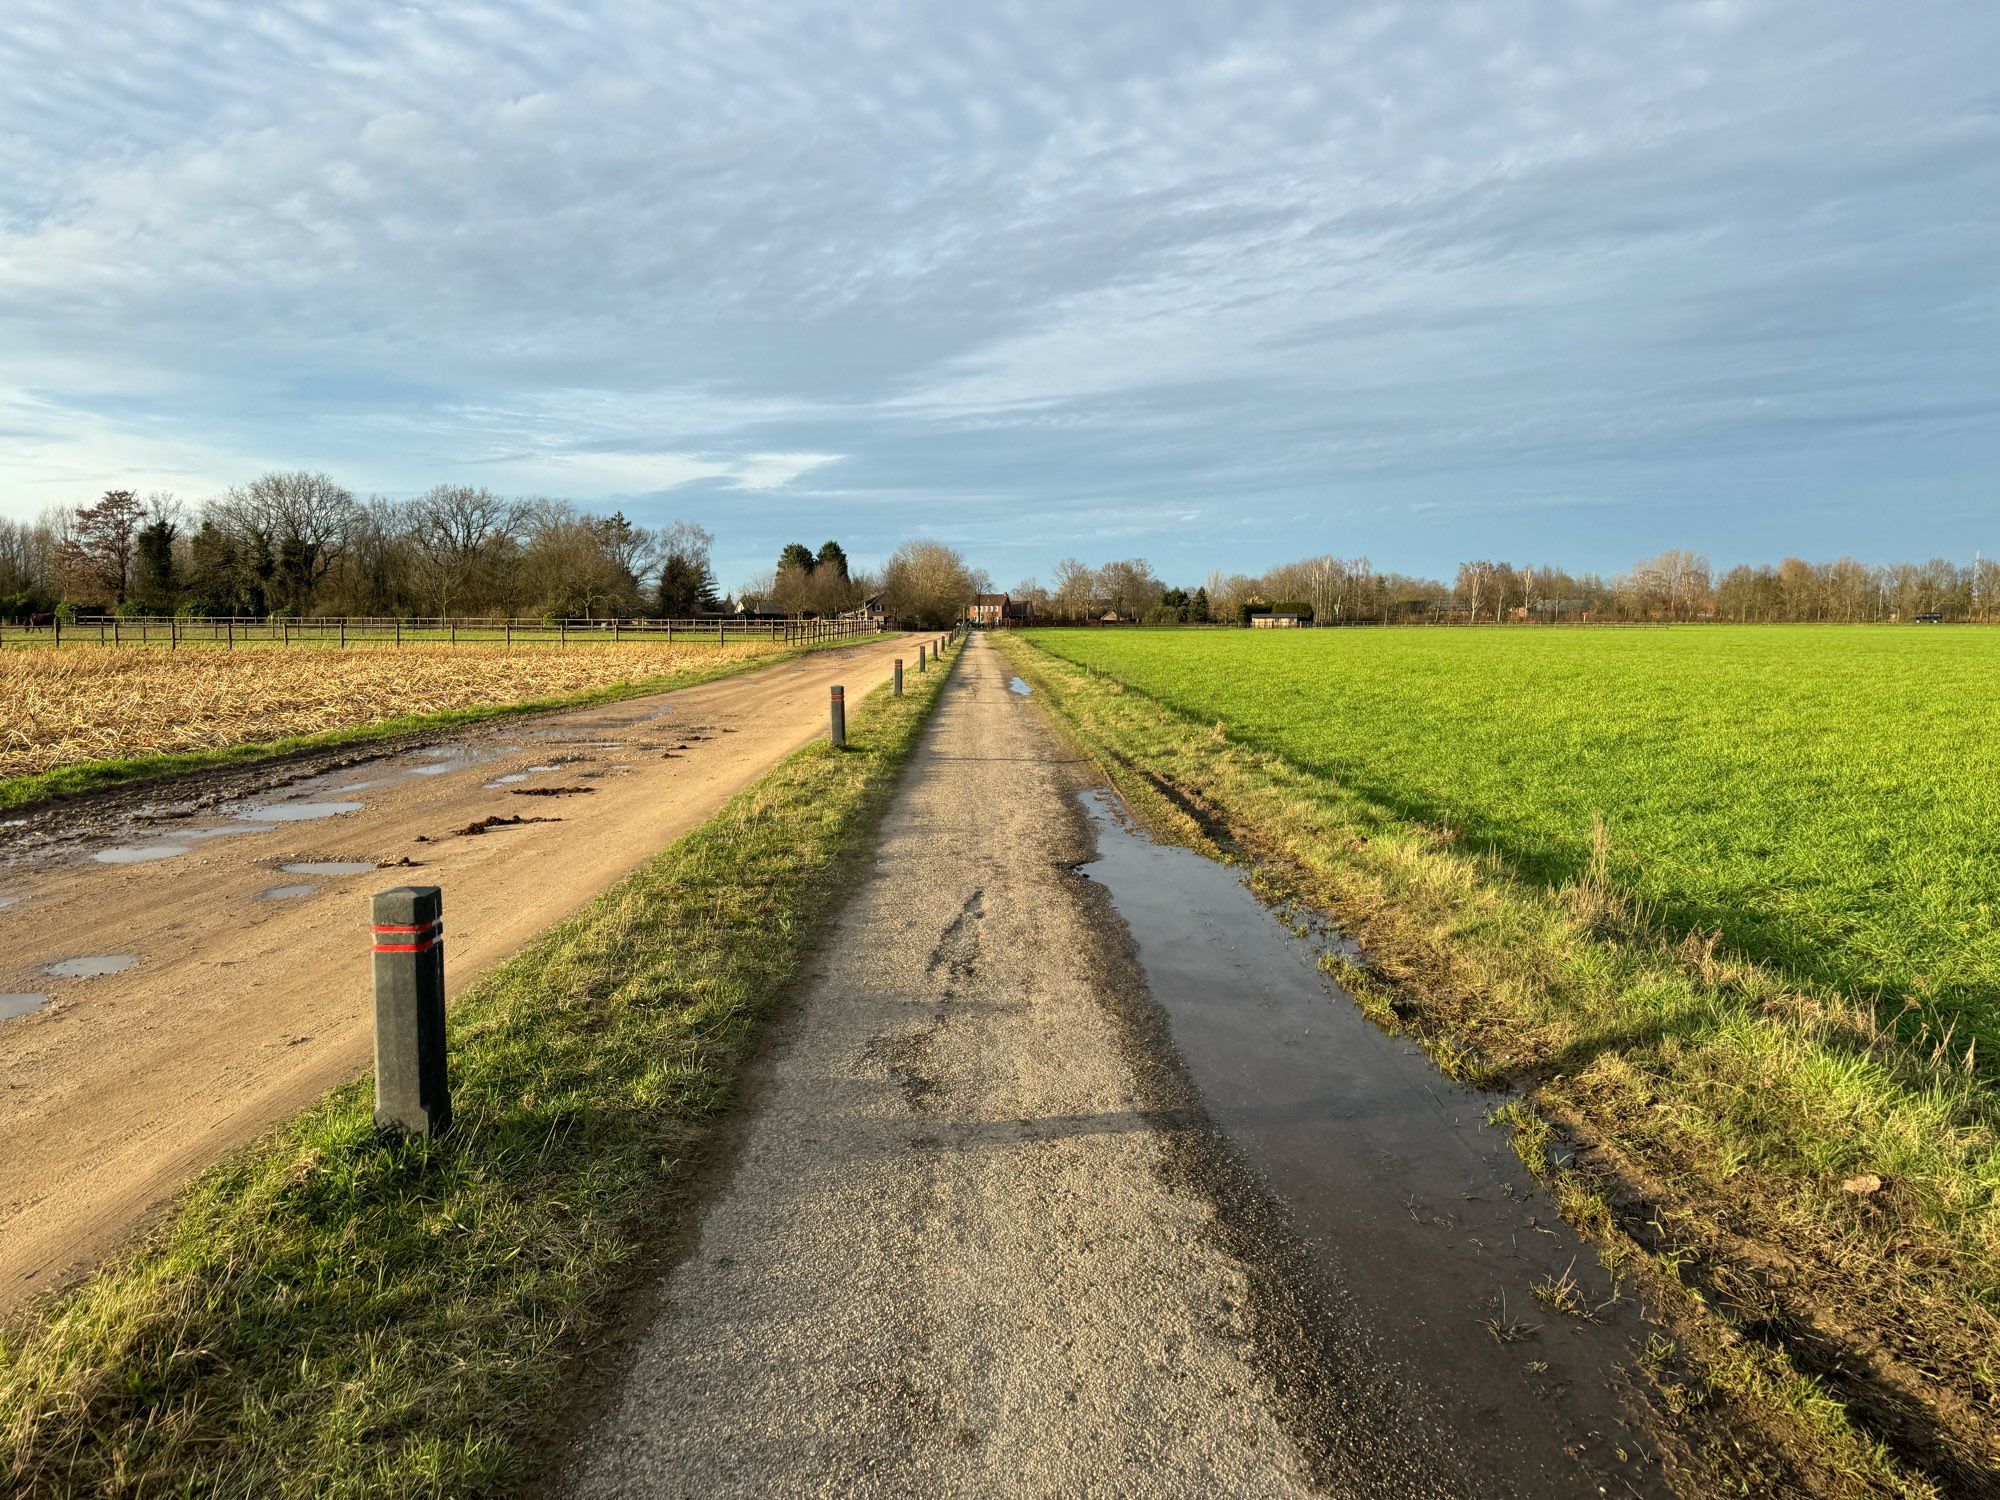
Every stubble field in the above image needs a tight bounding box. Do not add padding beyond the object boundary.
[1,640,784,789]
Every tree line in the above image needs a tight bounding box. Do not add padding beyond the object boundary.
[0,476,995,632]
[1013,548,2000,625]
[0,477,729,622]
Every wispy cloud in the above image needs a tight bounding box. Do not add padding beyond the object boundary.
[1,0,1995,583]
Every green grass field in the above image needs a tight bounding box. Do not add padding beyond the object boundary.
[1025,625,2000,1051]
[1004,624,2000,1491]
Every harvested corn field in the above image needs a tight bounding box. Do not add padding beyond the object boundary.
[0,641,782,783]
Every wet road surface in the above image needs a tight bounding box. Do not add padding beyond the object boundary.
[0,635,913,1307]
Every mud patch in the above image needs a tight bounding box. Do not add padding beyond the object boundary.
[509,786,596,798]
[2,993,51,1020]
[281,861,376,876]
[457,814,562,836]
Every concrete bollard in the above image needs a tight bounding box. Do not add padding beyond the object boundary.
[830,684,847,748]
[894,658,904,696]
[372,886,451,1137]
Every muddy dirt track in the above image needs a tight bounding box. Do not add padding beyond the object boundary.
[554,636,1671,1499]
[0,634,916,1309]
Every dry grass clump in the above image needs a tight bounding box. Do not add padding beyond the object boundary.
[0,642,776,780]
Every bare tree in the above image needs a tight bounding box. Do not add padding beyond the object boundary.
[882,539,980,628]
[404,485,526,615]
[1051,556,1096,621]
[212,471,358,612]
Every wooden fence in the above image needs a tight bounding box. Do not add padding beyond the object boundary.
[0,614,881,650]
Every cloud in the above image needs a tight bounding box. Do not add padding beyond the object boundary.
[0,0,1995,581]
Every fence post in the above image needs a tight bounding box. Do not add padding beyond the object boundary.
[54,617,61,646]
[829,685,846,749]
[918,644,926,672]
[227,618,234,650]
[894,658,903,696]
[371,885,450,1137]
[340,619,347,649]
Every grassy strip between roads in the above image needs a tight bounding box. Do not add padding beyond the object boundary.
[0,635,863,813]
[997,631,1998,1499]
[0,637,962,1498]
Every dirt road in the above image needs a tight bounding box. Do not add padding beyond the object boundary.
[0,634,914,1308]
[553,636,1667,1498]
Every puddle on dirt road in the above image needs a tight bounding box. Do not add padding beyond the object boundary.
[258,883,318,900]
[1077,788,1667,1497]
[233,801,363,824]
[281,861,376,876]
[2,993,51,1020]
[91,843,192,864]
[185,825,273,840]
[483,763,559,788]
[1008,675,1033,696]
[45,955,139,979]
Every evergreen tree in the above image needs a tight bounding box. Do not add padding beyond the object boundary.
[132,517,179,611]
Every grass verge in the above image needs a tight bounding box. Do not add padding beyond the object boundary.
[0,634,868,813]
[996,630,1997,1498]
[0,637,963,1497]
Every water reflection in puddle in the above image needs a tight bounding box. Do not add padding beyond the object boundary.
[2,993,50,1020]
[1008,675,1033,696]
[234,801,363,824]
[92,844,191,864]
[282,861,376,876]
[1076,788,1664,1497]
[46,954,139,979]
[259,883,317,900]
[484,764,558,788]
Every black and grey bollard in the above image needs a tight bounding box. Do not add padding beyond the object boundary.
[372,885,450,1136]
[894,658,904,696]
[830,684,847,748]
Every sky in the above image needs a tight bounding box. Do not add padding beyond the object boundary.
[1,1,1995,592]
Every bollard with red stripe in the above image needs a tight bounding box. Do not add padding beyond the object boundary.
[372,885,451,1136]
[829,684,847,749]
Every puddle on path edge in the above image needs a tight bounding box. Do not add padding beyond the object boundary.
[1076,786,1666,1497]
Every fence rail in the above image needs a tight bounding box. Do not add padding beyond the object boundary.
[0,613,881,650]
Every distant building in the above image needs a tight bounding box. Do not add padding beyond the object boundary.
[1251,613,1302,629]
[969,593,1010,627]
